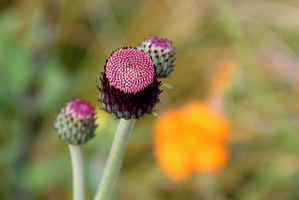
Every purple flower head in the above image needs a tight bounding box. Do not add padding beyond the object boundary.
[145,36,172,49]
[67,99,95,119]
[97,48,161,120]
[106,49,155,94]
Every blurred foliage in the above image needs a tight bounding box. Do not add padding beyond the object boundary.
[1,0,299,199]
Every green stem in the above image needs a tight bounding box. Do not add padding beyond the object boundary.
[68,144,85,200]
[94,119,136,200]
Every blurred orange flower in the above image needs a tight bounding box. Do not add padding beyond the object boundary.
[153,102,230,182]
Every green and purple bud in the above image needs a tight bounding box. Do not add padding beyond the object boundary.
[138,36,175,78]
[53,99,97,145]
[97,48,162,120]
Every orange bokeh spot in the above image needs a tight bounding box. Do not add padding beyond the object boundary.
[153,102,230,182]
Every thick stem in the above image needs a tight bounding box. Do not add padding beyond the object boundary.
[94,119,136,200]
[68,144,85,200]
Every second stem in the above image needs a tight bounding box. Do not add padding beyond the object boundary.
[94,119,136,200]
[69,144,84,200]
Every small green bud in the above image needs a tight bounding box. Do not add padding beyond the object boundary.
[138,36,175,78]
[53,99,97,145]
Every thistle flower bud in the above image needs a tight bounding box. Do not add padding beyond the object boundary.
[97,48,161,120]
[53,99,97,145]
[138,36,175,78]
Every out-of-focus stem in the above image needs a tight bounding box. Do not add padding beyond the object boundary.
[68,144,85,200]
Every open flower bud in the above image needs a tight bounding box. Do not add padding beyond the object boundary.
[53,99,97,145]
[138,36,175,78]
[97,48,161,120]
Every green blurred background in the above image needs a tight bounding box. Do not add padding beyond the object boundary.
[1,0,299,199]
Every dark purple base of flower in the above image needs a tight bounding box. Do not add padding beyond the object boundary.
[97,72,162,120]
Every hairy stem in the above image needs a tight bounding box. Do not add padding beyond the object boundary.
[69,144,85,200]
[94,119,136,200]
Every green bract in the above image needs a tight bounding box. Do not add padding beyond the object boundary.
[53,99,97,145]
[138,36,175,78]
